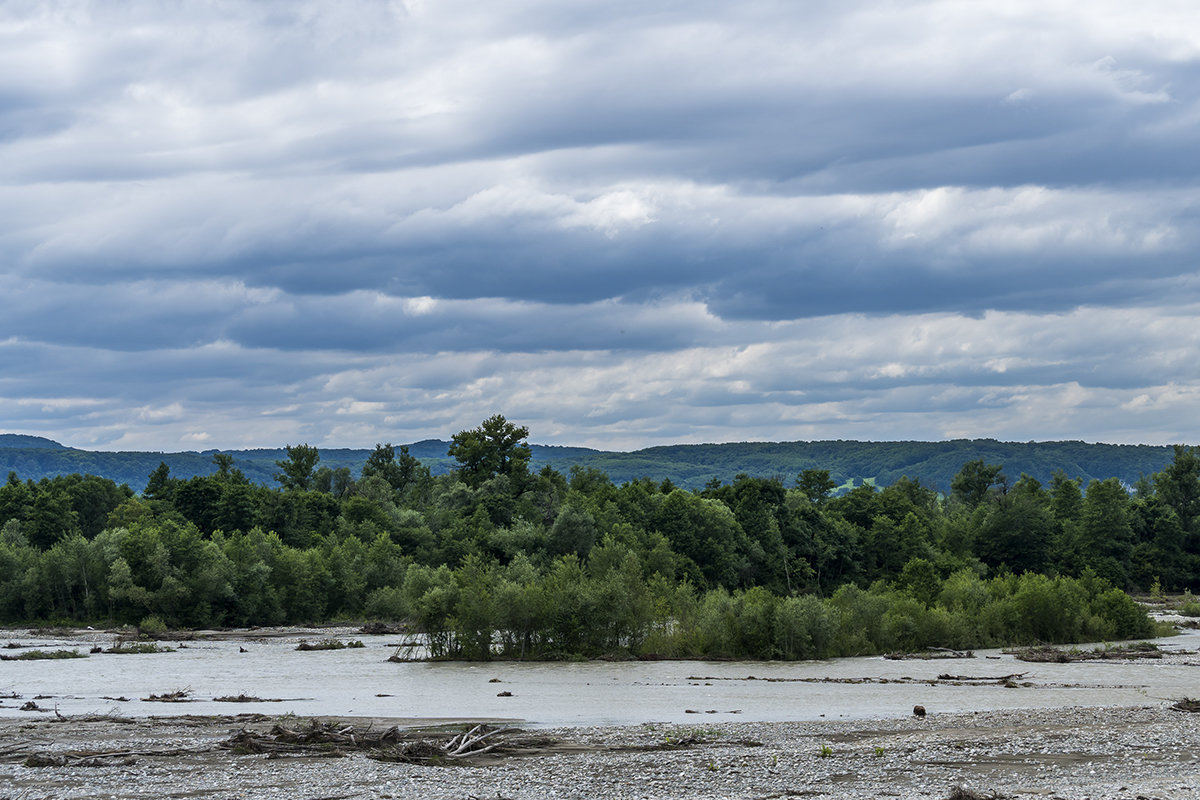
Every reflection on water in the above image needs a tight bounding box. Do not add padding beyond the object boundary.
[2,627,1198,727]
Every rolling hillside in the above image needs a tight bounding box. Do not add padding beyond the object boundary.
[0,433,1181,493]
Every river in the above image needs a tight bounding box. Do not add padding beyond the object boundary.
[2,626,1197,726]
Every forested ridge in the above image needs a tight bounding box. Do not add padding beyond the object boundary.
[0,433,1179,493]
[1,417,1197,661]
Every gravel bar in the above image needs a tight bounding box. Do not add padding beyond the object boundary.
[1,704,1198,799]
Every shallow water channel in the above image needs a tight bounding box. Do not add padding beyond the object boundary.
[2,627,1198,727]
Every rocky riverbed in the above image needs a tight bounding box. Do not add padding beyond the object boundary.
[1,704,1197,799]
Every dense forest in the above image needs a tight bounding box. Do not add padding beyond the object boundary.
[0,434,1179,493]
[2,416,1196,661]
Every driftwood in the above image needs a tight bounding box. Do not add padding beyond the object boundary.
[937,672,1030,687]
[220,720,521,765]
[25,753,139,768]
[1171,697,1200,712]
[22,742,209,768]
[386,642,426,662]
[886,648,974,661]
[12,723,210,768]
[105,642,172,655]
[141,689,192,703]
[1009,644,1167,663]
[947,786,1005,800]
[686,674,1030,687]
[50,712,137,724]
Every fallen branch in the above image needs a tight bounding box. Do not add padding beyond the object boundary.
[142,688,193,703]
[936,673,1029,686]
[1008,643,1168,663]
[20,743,210,768]
[220,720,524,765]
[1171,697,1200,712]
[947,785,1006,800]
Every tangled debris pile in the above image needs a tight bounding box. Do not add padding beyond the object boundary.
[1008,643,1167,663]
[3,706,1196,798]
[1170,697,1200,712]
[946,786,1006,800]
[16,736,209,769]
[220,720,524,765]
[935,672,1032,688]
[24,752,139,768]
[141,689,192,703]
[885,648,975,661]
[685,673,1033,688]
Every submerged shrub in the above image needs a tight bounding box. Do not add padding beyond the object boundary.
[1,648,86,661]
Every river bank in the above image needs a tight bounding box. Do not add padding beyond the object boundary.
[1,704,1198,799]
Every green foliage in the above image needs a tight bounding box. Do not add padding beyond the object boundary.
[0,420,1190,662]
[362,443,428,493]
[296,638,365,651]
[448,415,531,488]
[4,648,87,660]
[951,460,1006,508]
[274,444,321,491]
[3,437,1185,495]
[797,469,836,505]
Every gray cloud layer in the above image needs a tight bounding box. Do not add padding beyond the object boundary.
[2,1,1199,450]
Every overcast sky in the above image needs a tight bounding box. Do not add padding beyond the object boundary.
[3,1,1200,452]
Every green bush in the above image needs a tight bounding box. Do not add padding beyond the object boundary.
[364,586,408,620]
[1090,588,1155,639]
[774,595,838,660]
[3,648,86,660]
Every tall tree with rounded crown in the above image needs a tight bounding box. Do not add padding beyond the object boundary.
[448,415,531,488]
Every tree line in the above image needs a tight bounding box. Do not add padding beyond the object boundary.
[1,434,1180,494]
[1,415,1193,659]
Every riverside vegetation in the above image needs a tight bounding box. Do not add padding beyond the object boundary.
[1,416,1197,661]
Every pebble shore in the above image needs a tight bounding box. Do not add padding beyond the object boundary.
[3,704,1199,799]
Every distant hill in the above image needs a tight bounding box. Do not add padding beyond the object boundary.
[0,434,69,450]
[558,439,1179,493]
[0,434,1184,493]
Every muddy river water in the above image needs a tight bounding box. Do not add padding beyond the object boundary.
[3,626,1198,726]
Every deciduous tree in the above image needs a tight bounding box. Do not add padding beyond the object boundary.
[448,415,531,488]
